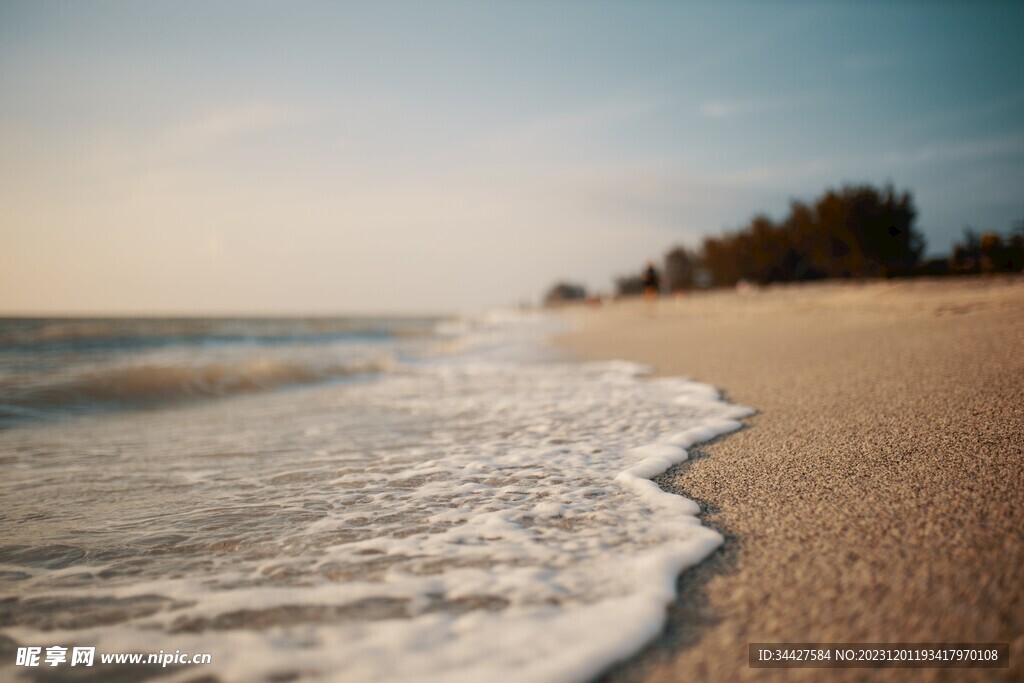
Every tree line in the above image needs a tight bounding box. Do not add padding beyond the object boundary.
[545,183,1023,304]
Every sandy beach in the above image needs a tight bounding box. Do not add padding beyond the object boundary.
[556,276,1024,682]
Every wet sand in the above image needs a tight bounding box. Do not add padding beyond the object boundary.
[555,276,1024,682]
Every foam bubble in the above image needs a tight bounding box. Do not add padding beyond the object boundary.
[0,312,753,683]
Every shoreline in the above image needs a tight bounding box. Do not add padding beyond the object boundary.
[554,276,1024,682]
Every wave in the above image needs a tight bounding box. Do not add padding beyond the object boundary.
[0,357,389,424]
[0,316,441,352]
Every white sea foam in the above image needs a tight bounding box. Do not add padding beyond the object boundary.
[0,311,753,683]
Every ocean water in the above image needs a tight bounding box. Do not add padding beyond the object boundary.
[0,313,752,682]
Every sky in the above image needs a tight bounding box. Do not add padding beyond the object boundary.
[2,1,1023,314]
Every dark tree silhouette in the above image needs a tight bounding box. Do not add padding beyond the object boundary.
[951,223,1024,273]
[614,274,646,297]
[951,228,982,272]
[543,281,587,306]
[664,246,697,291]
[694,184,924,286]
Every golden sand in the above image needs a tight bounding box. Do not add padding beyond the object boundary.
[556,276,1024,682]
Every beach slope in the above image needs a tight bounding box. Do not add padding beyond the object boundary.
[556,277,1024,681]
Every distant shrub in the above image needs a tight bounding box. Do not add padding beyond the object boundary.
[664,246,697,291]
[951,226,1024,274]
[544,281,588,306]
[613,274,646,297]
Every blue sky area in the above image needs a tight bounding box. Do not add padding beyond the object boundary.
[2,1,1022,312]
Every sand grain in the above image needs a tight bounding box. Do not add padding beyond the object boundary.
[556,277,1024,682]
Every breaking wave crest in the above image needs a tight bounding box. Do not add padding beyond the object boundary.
[0,311,755,683]
[0,356,390,423]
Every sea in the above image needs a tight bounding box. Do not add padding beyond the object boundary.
[0,313,751,682]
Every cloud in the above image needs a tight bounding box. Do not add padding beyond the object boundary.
[63,101,318,180]
[696,95,804,120]
[170,102,314,148]
[705,159,830,186]
[516,157,829,237]
[474,98,662,157]
[883,132,1024,166]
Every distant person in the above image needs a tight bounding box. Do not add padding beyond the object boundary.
[642,260,660,312]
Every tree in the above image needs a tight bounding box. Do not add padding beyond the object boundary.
[692,183,924,286]
[699,234,741,287]
[951,228,982,272]
[833,184,923,277]
[543,281,587,306]
[952,222,1024,273]
[664,246,697,291]
[614,274,646,297]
